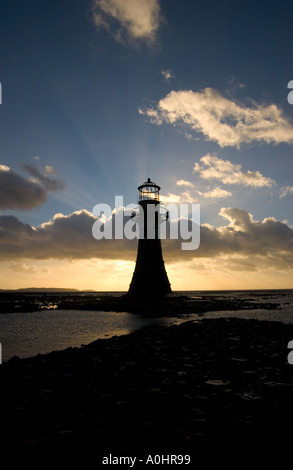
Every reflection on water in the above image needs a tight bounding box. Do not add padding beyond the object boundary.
[0,310,154,362]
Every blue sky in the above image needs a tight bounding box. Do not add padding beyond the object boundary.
[0,0,293,290]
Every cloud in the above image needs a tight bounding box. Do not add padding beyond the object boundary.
[197,187,232,198]
[168,178,231,202]
[0,165,10,172]
[193,154,274,187]
[160,193,183,204]
[161,69,173,82]
[44,165,56,175]
[0,164,64,210]
[161,190,197,204]
[164,207,293,273]
[0,165,47,210]
[226,76,246,97]
[22,164,64,191]
[0,210,136,261]
[197,207,293,259]
[91,0,161,46]
[139,88,293,148]
[8,262,50,274]
[0,207,292,274]
[160,181,196,204]
[176,179,194,188]
[280,186,293,198]
[184,132,196,141]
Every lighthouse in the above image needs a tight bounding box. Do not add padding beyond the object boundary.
[128,178,171,296]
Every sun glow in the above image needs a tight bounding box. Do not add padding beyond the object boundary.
[0,258,291,291]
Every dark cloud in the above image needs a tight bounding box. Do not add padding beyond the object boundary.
[0,166,46,210]
[0,210,136,260]
[163,208,293,272]
[21,164,64,192]
[0,208,292,273]
[0,164,64,210]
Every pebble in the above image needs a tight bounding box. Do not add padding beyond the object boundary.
[1,317,293,465]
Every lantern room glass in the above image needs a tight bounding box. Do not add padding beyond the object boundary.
[138,178,160,202]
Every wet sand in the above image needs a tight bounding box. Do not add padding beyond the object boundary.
[1,312,293,466]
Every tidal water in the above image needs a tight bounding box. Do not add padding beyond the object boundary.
[0,290,293,362]
[0,310,156,362]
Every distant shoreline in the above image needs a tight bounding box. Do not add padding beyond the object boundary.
[1,288,292,293]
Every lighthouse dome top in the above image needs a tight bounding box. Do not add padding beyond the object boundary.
[138,178,160,202]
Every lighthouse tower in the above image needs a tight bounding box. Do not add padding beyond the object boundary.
[128,178,171,296]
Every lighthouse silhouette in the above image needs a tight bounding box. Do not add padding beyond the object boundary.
[128,178,171,296]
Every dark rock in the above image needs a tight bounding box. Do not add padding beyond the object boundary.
[1,317,293,466]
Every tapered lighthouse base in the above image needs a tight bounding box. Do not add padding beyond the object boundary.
[128,239,171,297]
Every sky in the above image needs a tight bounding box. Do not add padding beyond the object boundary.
[0,0,293,291]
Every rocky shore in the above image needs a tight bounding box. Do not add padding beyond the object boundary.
[2,316,293,465]
[0,290,281,315]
